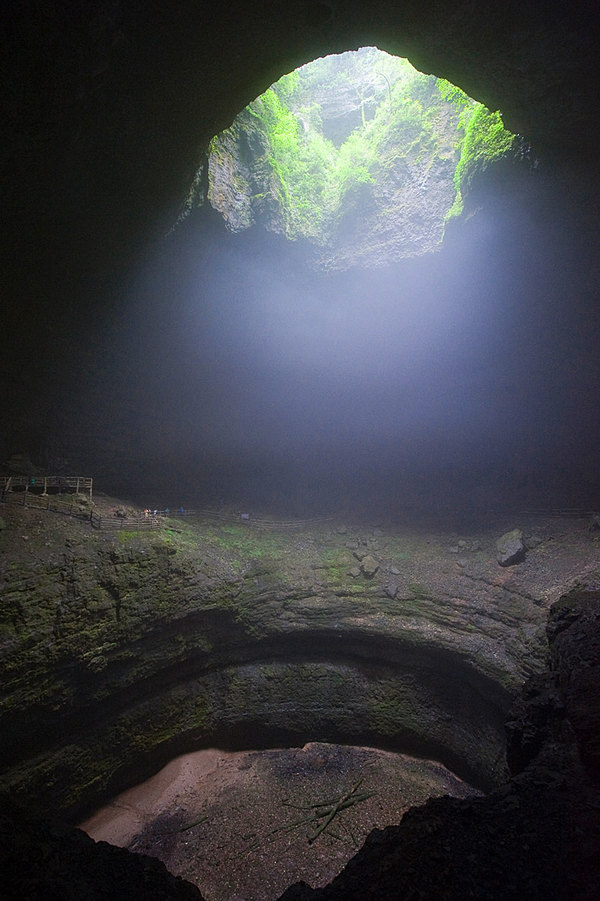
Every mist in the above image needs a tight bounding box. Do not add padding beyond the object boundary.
[68,171,600,522]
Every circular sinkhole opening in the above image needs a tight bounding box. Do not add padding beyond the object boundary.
[181,46,523,271]
[75,624,511,900]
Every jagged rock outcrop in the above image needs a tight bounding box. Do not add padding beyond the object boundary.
[0,793,204,901]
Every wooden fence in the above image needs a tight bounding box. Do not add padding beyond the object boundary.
[163,509,334,529]
[0,475,93,498]
[90,511,163,531]
[0,474,334,532]
[0,489,92,521]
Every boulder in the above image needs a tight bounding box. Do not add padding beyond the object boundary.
[496,529,526,567]
[360,554,379,577]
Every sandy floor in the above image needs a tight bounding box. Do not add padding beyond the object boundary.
[80,743,478,901]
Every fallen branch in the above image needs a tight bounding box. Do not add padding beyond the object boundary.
[246,779,375,852]
[308,779,364,845]
[173,815,209,833]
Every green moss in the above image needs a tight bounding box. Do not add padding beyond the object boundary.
[244,86,336,240]
[317,546,354,585]
[201,50,523,255]
[443,190,464,224]
[454,104,517,195]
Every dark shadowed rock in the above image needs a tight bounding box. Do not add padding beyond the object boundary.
[0,795,204,901]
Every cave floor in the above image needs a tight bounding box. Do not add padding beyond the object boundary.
[81,742,477,901]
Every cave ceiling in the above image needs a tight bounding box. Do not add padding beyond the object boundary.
[2,0,599,280]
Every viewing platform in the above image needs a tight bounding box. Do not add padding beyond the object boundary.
[0,475,93,499]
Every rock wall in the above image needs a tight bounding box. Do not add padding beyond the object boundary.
[281,589,600,900]
[0,499,588,821]
[2,575,598,900]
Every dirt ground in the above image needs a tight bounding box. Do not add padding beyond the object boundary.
[80,742,478,901]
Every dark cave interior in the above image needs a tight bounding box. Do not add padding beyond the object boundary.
[2,1,600,522]
[2,2,600,899]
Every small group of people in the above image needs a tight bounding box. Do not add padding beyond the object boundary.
[143,506,186,517]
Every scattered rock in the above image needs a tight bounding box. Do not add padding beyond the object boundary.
[496,529,526,567]
[389,565,401,575]
[524,534,543,549]
[360,555,379,577]
[384,583,398,599]
[348,566,361,578]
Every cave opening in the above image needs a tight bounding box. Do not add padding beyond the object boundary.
[83,46,550,525]
[185,47,520,271]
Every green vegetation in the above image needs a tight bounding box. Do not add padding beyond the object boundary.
[454,104,517,194]
[244,86,336,240]
[201,47,518,256]
[193,522,289,580]
[318,546,353,584]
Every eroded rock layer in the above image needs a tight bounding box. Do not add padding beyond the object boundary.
[0,496,595,822]
[2,565,599,900]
